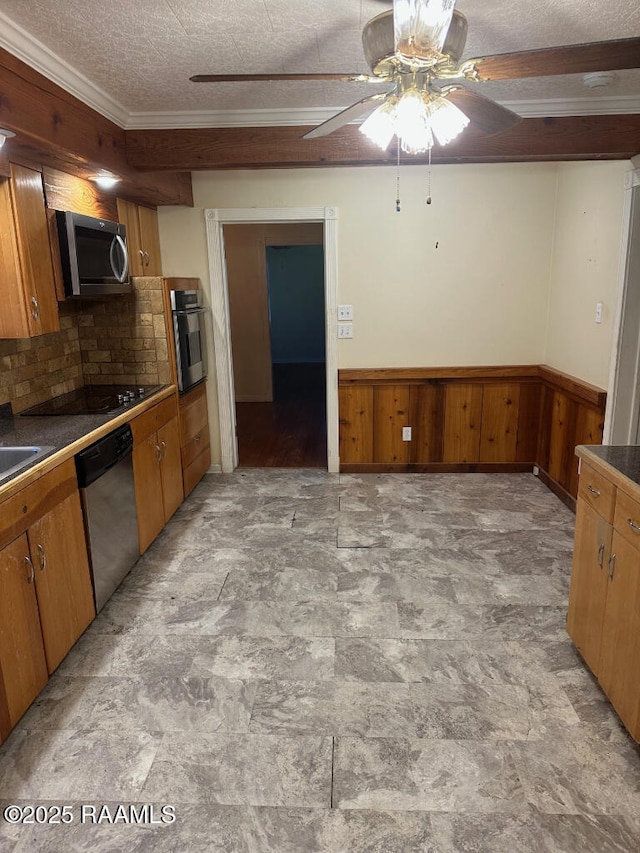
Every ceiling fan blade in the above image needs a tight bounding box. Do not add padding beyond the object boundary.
[394,0,456,61]
[190,72,378,83]
[302,93,389,139]
[444,88,521,135]
[470,37,640,81]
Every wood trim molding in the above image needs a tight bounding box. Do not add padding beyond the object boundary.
[536,466,577,513]
[538,365,607,408]
[340,463,534,474]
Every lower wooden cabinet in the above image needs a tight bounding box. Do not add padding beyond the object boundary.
[567,456,640,741]
[0,460,95,741]
[131,394,184,553]
[179,383,211,497]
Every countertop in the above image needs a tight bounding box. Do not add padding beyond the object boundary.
[576,444,640,495]
[0,385,176,502]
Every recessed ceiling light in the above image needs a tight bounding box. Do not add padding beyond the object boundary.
[0,128,16,149]
[90,174,121,190]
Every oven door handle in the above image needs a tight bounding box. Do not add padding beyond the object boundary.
[110,235,129,283]
[172,308,208,315]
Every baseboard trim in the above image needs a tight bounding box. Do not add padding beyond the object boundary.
[536,467,577,513]
[339,463,534,474]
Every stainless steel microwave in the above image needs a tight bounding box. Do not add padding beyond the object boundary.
[55,210,131,298]
[170,289,208,393]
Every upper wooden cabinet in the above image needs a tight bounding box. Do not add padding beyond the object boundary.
[116,198,162,276]
[0,163,59,338]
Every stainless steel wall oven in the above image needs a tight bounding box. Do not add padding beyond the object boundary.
[170,289,208,393]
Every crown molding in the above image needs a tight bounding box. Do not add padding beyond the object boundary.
[0,11,129,127]
[1,10,638,132]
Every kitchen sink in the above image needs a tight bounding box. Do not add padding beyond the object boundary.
[0,446,55,480]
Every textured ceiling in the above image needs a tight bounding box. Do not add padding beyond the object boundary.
[0,0,638,125]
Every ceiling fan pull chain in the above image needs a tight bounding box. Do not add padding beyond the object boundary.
[426,147,432,205]
[396,137,401,212]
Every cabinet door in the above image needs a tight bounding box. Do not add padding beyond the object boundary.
[133,433,165,553]
[159,416,184,523]
[566,498,612,675]
[598,531,640,736]
[116,198,144,276]
[29,490,95,674]
[10,164,59,336]
[137,205,162,275]
[0,535,48,727]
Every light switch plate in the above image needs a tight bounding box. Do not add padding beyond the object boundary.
[337,323,353,339]
[338,305,354,321]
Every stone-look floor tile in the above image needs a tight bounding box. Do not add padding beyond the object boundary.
[249,681,416,737]
[0,729,161,800]
[55,632,201,677]
[115,568,229,604]
[511,732,640,815]
[219,567,338,601]
[484,604,569,643]
[335,571,457,603]
[451,571,570,607]
[188,635,335,681]
[396,601,503,640]
[333,737,528,813]
[161,600,400,638]
[430,811,640,853]
[335,638,556,687]
[409,682,579,741]
[140,733,332,807]
[15,675,256,735]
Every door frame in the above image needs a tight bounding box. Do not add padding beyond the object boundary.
[205,206,339,473]
[604,169,640,443]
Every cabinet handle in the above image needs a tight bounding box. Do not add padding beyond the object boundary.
[597,542,605,568]
[144,251,150,266]
[31,296,39,320]
[36,543,46,571]
[160,440,167,459]
[608,553,616,580]
[627,518,640,533]
[195,434,201,443]
[155,444,162,463]
[24,555,35,584]
[587,485,601,497]
[139,249,146,263]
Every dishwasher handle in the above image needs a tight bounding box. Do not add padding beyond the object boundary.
[76,424,133,488]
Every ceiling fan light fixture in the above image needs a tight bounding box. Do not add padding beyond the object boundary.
[395,89,433,153]
[394,0,457,63]
[359,97,398,150]
[427,95,469,146]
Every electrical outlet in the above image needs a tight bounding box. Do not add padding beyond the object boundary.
[337,323,353,339]
[338,304,354,321]
[402,426,412,441]
[595,302,603,324]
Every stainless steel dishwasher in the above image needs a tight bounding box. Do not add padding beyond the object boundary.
[76,423,139,612]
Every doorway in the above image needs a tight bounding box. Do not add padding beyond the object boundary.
[205,207,339,473]
[227,232,327,467]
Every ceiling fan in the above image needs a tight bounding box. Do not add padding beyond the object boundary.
[191,0,640,155]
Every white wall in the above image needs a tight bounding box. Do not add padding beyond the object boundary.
[544,161,629,389]
[158,160,629,465]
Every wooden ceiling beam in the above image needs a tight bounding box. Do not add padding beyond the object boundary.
[125,114,640,171]
[0,47,192,206]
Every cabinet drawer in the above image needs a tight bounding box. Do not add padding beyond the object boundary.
[0,459,77,552]
[131,395,178,445]
[183,444,211,497]
[182,425,210,469]
[578,462,616,523]
[614,488,640,549]
[179,384,208,446]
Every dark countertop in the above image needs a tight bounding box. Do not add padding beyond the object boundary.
[577,445,640,491]
[0,385,173,494]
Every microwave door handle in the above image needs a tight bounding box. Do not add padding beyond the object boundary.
[110,235,129,282]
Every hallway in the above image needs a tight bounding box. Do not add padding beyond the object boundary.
[1,470,639,851]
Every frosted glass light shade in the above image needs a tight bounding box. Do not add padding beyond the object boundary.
[428,96,469,145]
[394,0,457,61]
[360,98,398,150]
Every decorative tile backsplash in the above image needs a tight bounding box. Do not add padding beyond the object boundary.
[0,277,172,413]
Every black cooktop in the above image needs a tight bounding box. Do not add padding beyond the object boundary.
[21,384,163,417]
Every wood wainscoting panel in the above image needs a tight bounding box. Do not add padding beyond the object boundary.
[410,383,445,463]
[547,390,578,493]
[568,404,606,498]
[516,382,542,464]
[338,385,373,464]
[443,384,483,464]
[373,385,411,464]
[479,383,520,463]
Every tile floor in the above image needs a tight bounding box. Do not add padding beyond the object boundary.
[1,470,640,851]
